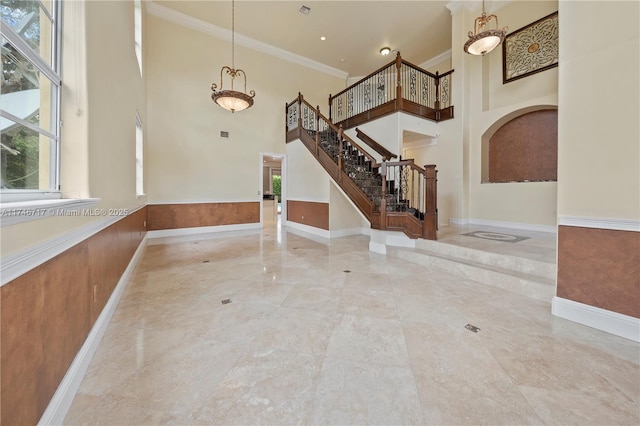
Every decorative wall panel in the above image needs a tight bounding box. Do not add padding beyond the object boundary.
[147,202,260,230]
[287,200,329,230]
[557,225,640,318]
[503,11,559,83]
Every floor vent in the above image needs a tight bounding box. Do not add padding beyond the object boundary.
[465,324,480,333]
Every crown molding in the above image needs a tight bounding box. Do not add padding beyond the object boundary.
[146,1,348,80]
[446,1,512,14]
[419,49,452,70]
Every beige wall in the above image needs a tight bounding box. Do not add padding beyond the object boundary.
[454,0,559,226]
[329,182,368,231]
[557,0,639,220]
[145,14,344,204]
[286,140,330,202]
[1,0,146,257]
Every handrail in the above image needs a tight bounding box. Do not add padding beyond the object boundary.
[355,128,397,161]
[329,52,454,126]
[384,158,424,172]
[299,97,380,167]
[330,61,397,100]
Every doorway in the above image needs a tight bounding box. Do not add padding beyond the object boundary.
[260,153,285,227]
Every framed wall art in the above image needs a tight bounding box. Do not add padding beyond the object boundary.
[503,11,558,83]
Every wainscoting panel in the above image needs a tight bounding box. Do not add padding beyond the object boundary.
[147,202,260,230]
[287,200,330,230]
[557,225,639,318]
[0,207,147,425]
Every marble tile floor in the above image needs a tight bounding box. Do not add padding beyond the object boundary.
[64,224,639,425]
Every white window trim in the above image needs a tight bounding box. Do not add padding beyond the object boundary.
[1,0,62,201]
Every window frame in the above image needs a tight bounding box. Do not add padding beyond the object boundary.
[1,0,63,201]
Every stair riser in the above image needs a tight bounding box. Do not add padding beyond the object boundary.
[416,239,556,281]
[393,249,554,302]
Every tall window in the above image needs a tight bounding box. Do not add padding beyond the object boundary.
[135,112,143,196]
[1,0,62,199]
[134,0,142,76]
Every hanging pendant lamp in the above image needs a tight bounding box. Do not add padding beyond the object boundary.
[464,0,508,56]
[211,0,255,112]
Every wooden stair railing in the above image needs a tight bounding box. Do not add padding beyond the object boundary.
[286,93,438,240]
[328,52,454,130]
[379,160,438,240]
[355,128,397,161]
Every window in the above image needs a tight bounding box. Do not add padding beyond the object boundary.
[135,112,143,196]
[134,0,142,76]
[1,0,62,200]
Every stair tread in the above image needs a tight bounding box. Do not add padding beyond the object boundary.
[395,246,555,285]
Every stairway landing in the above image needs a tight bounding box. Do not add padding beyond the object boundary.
[387,224,557,302]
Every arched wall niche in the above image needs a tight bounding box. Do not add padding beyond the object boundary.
[481,105,558,183]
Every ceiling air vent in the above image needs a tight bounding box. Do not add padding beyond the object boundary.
[299,5,311,14]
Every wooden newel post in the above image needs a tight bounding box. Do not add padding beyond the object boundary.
[297,92,303,130]
[434,72,440,110]
[315,105,321,156]
[423,164,438,240]
[395,52,403,109]
[380,162,387,230]
[328,94,332,122]
[337,125,344,183]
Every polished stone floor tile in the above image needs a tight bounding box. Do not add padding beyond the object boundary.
[309,357,424,425]
[193,349,323,425]
[64,222,639,426]
[325,314,411,367]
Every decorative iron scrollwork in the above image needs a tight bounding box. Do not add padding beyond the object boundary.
[409,69,417,100]
[287,104,298,129]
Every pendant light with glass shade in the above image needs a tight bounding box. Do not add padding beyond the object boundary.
[211,0,255,112]
[464,0,508,56]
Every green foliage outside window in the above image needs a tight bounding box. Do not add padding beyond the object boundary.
[272,175,281,198]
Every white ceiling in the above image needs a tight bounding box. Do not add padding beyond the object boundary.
[153,0,454,77]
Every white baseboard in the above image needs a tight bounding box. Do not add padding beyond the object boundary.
[147,223,260,239]
[329,227,366,238]
[285,221,330,239]
[38,236,149,425]
[558,216,640,232]
[552,297,640,342]
[450,218,556,233]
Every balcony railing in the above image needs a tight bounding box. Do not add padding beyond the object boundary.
[329,52,454,129]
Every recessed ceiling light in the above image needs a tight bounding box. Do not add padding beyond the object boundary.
[299,5,311,14]
[380,47,391,56]
[320,36,326,41]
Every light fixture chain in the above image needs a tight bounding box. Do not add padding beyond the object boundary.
[231,0,235,70]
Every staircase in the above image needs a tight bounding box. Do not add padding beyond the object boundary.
[286,93,437,240]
